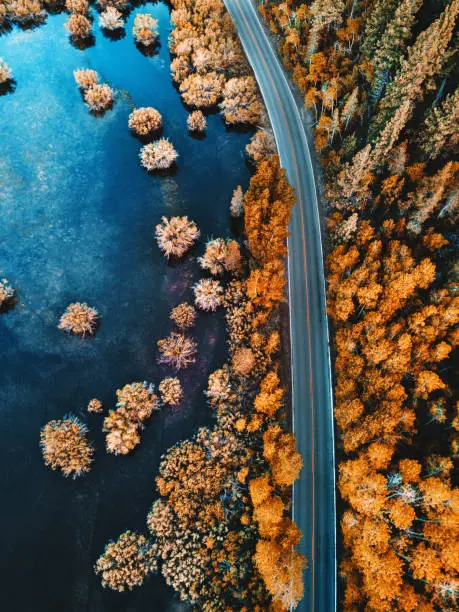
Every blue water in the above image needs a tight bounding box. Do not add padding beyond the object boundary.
[0,4,253,610]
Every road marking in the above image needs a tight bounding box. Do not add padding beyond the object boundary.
[229,0,316,607]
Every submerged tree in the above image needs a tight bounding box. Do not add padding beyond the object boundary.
[230,185,244,217]
[198,238,241,276]
[193,278,224,311]
[220,76,262,125]
[159,377,183,406]
[58,302,99,337]
[0,58,12,84]
[99,7,124,31]
[0,279,15,309]
[9,0,45,26]
[87,398,103,414]
[65,13,91,39]
[187,110,207,133]
[157,333,197,370]
[73,68,99,90]
[128,107,162,137]
[170,302,196,330]
[155,216,199,258]
[95,531,157,592]
[84,84,114,112]
[132,13,158,47]
[140,139,178,171]
[179,72,224,108]
[40,416,93,478]
[104,382,160,455]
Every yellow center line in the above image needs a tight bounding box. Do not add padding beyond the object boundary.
[231,0,316,608]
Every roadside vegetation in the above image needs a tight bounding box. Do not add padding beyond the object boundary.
[260,1,458,609]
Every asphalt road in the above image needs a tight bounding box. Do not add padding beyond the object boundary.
[224,1,337,610]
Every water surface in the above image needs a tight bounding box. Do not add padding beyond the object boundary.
[0,5,252,610]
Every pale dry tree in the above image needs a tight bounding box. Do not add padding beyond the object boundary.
[99,7,124,31]
[193,278,223,311]
[206,367,232,405]
[232,347,255,377]
[84,83,114,112]
[128,107,162,137]
[87,398,103,414]
[140,139,178,171]
[155,216,199,258]
[0,279,15,309]
[230,185,244,217]
[65,13,92,39]
[157,332,197,370]
[65,0,88,14]
[198,238,241,276]
[95,531,157,592]
[40,416,94,478]
[246,129,276,162]
[73,68,99,90]
[187,110,206,133]
[58,302,99,337]
[9,0,45,25]
[159,377,183,406]
[132,13,158,46]
[170,302,196,330]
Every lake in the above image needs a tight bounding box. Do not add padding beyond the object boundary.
[0,3,253,610]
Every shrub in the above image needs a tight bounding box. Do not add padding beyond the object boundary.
[159,377,183,406]
[58,302,99,337]
[132,13,158,46]
[155,216,199,258]
[95,531,157,592]
[170,302,196,330]
[84,83,114,112]
[65,13,91,38]
[187,110,206,133]
[157,332,197,370]
[128,107,162,137]
[193,279,223,311]
[87,398,103,414]
[99,7,124,31]
[65,0,88,14]
[140,139,178,171]
[40,416,93,478]
[73,68,99,89]
[179,72,224,108]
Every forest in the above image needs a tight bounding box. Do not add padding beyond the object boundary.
[259,0,458,610]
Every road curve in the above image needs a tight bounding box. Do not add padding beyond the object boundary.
[224,1,337,610]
